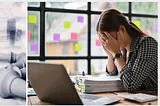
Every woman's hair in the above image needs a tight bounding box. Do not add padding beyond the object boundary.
[96,9,146,37]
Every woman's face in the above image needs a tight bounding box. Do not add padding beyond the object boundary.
[99,30,126,50]
[109,30,126,50]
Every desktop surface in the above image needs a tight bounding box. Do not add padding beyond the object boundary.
[28,91,157,105]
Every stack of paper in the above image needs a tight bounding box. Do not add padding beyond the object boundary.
[74,75,125,93]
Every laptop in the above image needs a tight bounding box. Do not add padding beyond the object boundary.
[28,62,120,105]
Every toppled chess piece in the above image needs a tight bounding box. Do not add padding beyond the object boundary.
[0,52,26,98]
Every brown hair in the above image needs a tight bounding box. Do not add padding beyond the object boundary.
[96,9,146,37]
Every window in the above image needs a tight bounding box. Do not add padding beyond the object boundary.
[46,60,87,75]
[46,2,87,10]
[45,12,87,56]
[28,2,158,75]
[28,11,40,56]
[28,2,40,7]
[91,2,128,13]
[132,2,157,15]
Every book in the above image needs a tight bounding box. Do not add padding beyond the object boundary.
[74,75,125,93]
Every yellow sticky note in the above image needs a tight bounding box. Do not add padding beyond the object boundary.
[134,20,140,28]
[28,15,36,24]
[64,21,71,28]
[75,43,82,51]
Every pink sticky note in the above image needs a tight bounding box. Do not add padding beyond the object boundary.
[71,32,78,40]
[28,32,31,40]
[96,39,101,46]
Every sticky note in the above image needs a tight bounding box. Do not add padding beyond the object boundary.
[53,33,60,41]
[153,23,158,30]
[28,15,36,24]
[71,32,78,40]
[64,21,71,28]
[30,44,38,52]
[134,20,140,28]
[28,32,31,40]
[96,39,101,46]
[75,43,82,51]
[77,16,84,23]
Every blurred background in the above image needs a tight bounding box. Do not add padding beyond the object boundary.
[0,2,26,68]
[0,2,26,105]
[28,2,158,75]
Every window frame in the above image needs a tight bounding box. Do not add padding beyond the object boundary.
[28,2,158,75]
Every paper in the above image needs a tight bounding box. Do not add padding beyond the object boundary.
[153,23,158,30]
[28,15,36,24]
[71,32,78,40]
[81,75,121,81]
[28,32,31,40]
[30,44,38,52]
[96,39,101,46]
[77,16,84,23]
[64,21,71,28]
[134,20,140,28]
[28,88,36,96]
[75,43,82,51]
[53,33,60,41]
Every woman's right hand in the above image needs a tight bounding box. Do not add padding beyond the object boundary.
[98,32,116,73]
[102,44,113,57]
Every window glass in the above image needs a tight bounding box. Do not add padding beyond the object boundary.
[28,11,40,56]
[132,17,158,40]
[45,12,87,56]
[91,2,128,13]
[46,2,87,10]
[46,60,87,75]
[91,59,108,75]
[132,2,157,15]
[28,2,40,7]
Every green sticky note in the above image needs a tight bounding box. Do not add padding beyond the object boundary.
[28,15,36,24]
[134,20,140,28]
[75,43,82,51]
[64,21,71,28]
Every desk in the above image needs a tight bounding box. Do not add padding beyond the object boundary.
[28,91,157,105]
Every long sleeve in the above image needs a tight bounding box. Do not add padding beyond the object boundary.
[106,50,126,76]
[106,65,118,76]
[120,37,157,93]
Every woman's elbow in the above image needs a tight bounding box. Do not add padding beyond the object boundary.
[123,84,140,93]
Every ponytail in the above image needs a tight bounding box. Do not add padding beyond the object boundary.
[97,9,147,38]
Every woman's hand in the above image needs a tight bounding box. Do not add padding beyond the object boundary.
[98,32,121,57]
[98,33,112,57]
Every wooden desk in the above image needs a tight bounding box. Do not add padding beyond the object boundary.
[28,92,157,105]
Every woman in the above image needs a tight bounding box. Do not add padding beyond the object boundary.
[96,9,157,93]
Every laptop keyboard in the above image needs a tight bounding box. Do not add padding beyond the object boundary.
[79,94,102,100]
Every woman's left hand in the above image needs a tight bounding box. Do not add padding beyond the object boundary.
[99,32,121,57]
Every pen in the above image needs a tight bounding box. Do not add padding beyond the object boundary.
[82,71,85,76]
